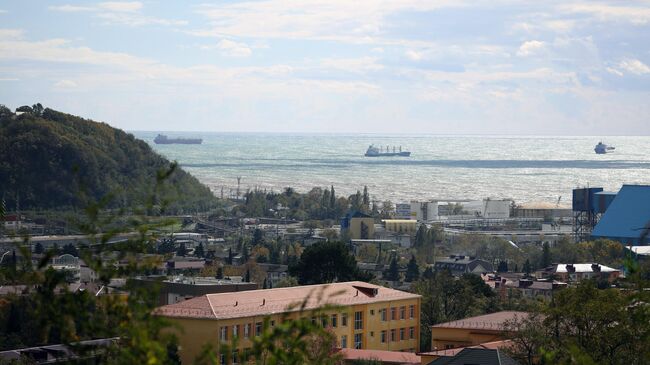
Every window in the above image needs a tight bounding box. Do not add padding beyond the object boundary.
[311,316,317,325]
[244,323,251,338]
[321,316,328,327]
[342,313,348,327]
[390,329,397,342]
[370,309,375,315]
[219,353,226,365]
[380,308,387,321]
[380,330,387,343]
[243,348,251,361]
[354,311,363,330]
[409,305,415,319]
[233,324,239,338]
[391,307,396,320]
[220,326,228,341]
[232,350,239,365]
[331,314,338,328]
[255,322,262,336]
[400,306,406,320]
[341,335,347,348]
[354,333,363,349]
[409,327,415,339]
[400,327,405,341]
[370,331,374,337]
[270,320,275,327]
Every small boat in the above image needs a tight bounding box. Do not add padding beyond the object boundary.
[154,134,202,145]
[594,141,615,154]
[365,145,411,157]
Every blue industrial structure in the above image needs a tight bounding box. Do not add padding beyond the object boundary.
[591,185,650,245]
[573,187,606,241]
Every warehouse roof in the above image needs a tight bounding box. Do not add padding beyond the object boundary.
[432,311,529,331]
[591,185,650,243]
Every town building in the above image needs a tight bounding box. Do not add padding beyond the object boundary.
[591,184,650,245]
[537,263,620,283]
[156,281,421,364]
[504,278,567,300]
[383,219,417,235]
[430,311,529,351]
[419,340,513,364]
[131,276,257,306]
[425,347,519,365]
[257,263,288,288]
[432,256,494,276]
[337,348,420,365]
[341,211,376,239]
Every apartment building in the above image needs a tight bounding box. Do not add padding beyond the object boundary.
[156,281,421,364]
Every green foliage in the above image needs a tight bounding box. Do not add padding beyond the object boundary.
[289,241,372,285]
[412,271,498,351]
[0,106,217,212]
[195,243,205,258]
[405,255,419,282]
[384,255,399,281]
[0,165,182,364]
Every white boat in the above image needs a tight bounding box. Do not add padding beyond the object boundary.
[594,141,615,154]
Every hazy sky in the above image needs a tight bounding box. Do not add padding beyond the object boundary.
[1,1,649,134]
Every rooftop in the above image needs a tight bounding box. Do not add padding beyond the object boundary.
[419,340,513,358]
[551,263,618,273]
[432,311,529,331]
[426,348,519,365]
[338,348,420,365]
[156,281,420,320]
[591,184,650,242]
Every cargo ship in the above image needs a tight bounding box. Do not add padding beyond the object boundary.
[154,134,202,145]
[594,141,614,154]
[365,145,411,157]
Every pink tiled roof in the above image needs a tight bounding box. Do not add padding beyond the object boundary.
[338,348,420,364]
[156,281,420,320]
[419,340,514,357]
[432,311,529,331]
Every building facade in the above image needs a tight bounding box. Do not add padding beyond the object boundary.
[157,281,421,364]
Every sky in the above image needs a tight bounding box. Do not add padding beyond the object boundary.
[0,1,649,135]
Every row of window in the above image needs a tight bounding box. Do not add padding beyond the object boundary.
[379,327,416,343]
[220,322,263,341]
[339,334,363,349]
[219,304,415,342]
[378,305,416,321]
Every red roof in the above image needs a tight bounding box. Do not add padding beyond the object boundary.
[419,340,514,357]
[156,281,420,320]
[432,311,529,331]
[338,348,420,364]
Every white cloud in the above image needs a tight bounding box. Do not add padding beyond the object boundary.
[618,58,650,75]
[48,5,94,12]
[0,9,7,14]
[517,40,545,57]
[49,2,185,27]
[559,3,650,25]
[98,2,143,13]
[54,79,78,88]
[189,0,467,44]
[216,39,252,57]
[606,67,623,77]
[0,29,23,40]
[405,49,423,61]
[320,57,384,73]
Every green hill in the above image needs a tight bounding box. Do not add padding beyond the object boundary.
[0,104,217,212]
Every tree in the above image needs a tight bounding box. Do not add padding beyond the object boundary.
[541,242,551,268]
[289,241,370,285]
[405,255,420,282]
[194,243,205,258]
[216,266,224,279]
[362,186,370,212]
[34,242,44,254]
[523,258,532,275]
[62,243,78,256]
[226,247,233,264]
[253,228,264,245]
[244,268,251,282]
[497,260,508,273]
[414,225,428,247]
[242,244,249,262]
[384,255,400,281]
[176,242,187,257]
[329,185,336,209]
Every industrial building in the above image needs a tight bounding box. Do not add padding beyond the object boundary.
[341,211,376,239]
[590,185,650,245]
[156,281,421,364]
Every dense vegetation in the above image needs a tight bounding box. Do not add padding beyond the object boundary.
[0,104,217,212]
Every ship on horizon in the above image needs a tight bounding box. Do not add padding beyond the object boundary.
[594,141,615,154]
[365,145,411,157]
[154,134,202,145]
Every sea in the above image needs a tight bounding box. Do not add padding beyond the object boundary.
[134,132,650,205]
